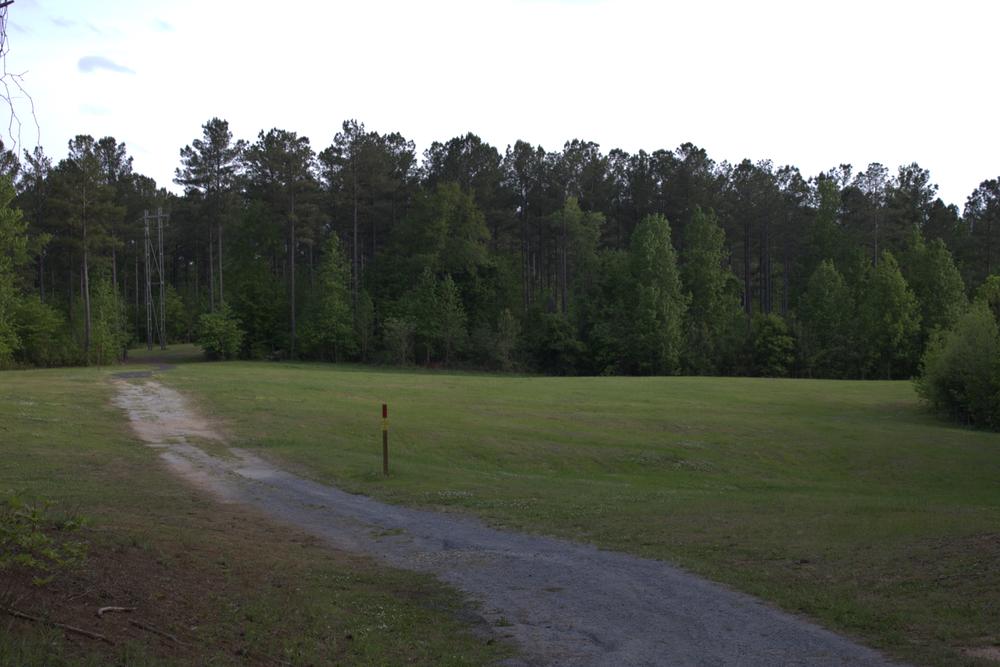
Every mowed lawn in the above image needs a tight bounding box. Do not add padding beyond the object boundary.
[156,353,1000,667]
[0,366,508,666]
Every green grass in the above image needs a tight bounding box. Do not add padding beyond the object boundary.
[0,364,509,665]
[149,353,1000,667]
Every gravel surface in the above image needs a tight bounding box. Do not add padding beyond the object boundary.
[112,378,902,667]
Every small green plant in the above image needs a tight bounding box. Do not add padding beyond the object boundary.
[0,493,87,586]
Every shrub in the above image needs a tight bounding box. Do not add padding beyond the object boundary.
[747,313,795,377]
[197,305,245,360]
[915,303,1000,429]
[13,296,77,367]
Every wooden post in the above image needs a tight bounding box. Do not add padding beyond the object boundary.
[382,403,389,476]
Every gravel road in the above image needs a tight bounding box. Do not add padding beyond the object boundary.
[112,378,901,667]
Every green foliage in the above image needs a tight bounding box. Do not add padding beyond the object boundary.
[164,284,192,343]
[798,260,854,378]
[523,307,585,376]
[624,214,687,375]
[494,308,520,371]
[228,246,287,358]
[579,250,631,375]
[681,208,743,374]
[408,268,440,364]
[0,494,86,586]
[804,178,845,277]
[355,289,375,362]
[0,274,18,369]
[550,197,603,313]
[437,275,466,365]
[84,274,128,366]
[197,304,245,360]
[857,252,921,379]
[381,316,415,365]
[301,234,356,361]
[13,296,75,367]
[401,269,467,366]
[7,123,994,380]
[902,231,966,344]
[975,275,1000,324]
[746,313,795,377]
[388,182,489,291]
[916,302,1000,429]
[0,177,27,368]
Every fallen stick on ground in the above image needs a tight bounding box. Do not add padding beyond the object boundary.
[6,607,114,645]
[129,619,185,645]
[97,606,135,618]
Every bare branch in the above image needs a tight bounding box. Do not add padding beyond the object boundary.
[0,1,39,152]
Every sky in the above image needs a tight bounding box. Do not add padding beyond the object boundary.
[5,0,998,207]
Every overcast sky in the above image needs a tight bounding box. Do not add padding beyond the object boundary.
[7,0,998,207]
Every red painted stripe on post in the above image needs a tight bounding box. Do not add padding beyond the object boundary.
[382,403,387,419]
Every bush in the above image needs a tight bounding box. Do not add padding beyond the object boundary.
[523,309,585,376]
[915,303,1000,429]
[197,305,245,360]
[14,297,77,367]
[747,313,795,377]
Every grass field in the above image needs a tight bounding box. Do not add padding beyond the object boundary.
[141,347,1000,667]
[0,365,509,665]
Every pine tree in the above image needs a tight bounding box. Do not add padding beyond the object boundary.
[858,251,921,379]
[681,207,741,374]
[901,231,966,347]
[625,214,687,375]
[302,233,355,361]
[798,260,853,377]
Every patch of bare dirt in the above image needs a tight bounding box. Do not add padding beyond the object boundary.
[965,646,1000,662]
[2,504,324,665]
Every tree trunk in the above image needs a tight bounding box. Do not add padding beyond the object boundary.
[218,222,224,306]
[289,192,297,359]
[208,230,216,312]
[521,209,529,311]
[987,218,993,278]
[352,157,359,309]
[760,216,770,314]
[561,212,568,314]
[38,252,45,302]
[743,218,752,316]
[68,263,74,324]
[873,209,880,267]
[82,245,92,361]
[134,247,140,336]
[308,240,314,289]
[194,253,199,311]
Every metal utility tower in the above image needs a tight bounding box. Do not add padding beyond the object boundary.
[143,208,168,350]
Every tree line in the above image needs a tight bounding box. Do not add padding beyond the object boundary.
[1,119,999,389]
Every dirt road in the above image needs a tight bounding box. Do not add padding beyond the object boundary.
[112,378,900,666]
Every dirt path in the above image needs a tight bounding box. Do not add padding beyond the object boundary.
[111,379,902,666]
